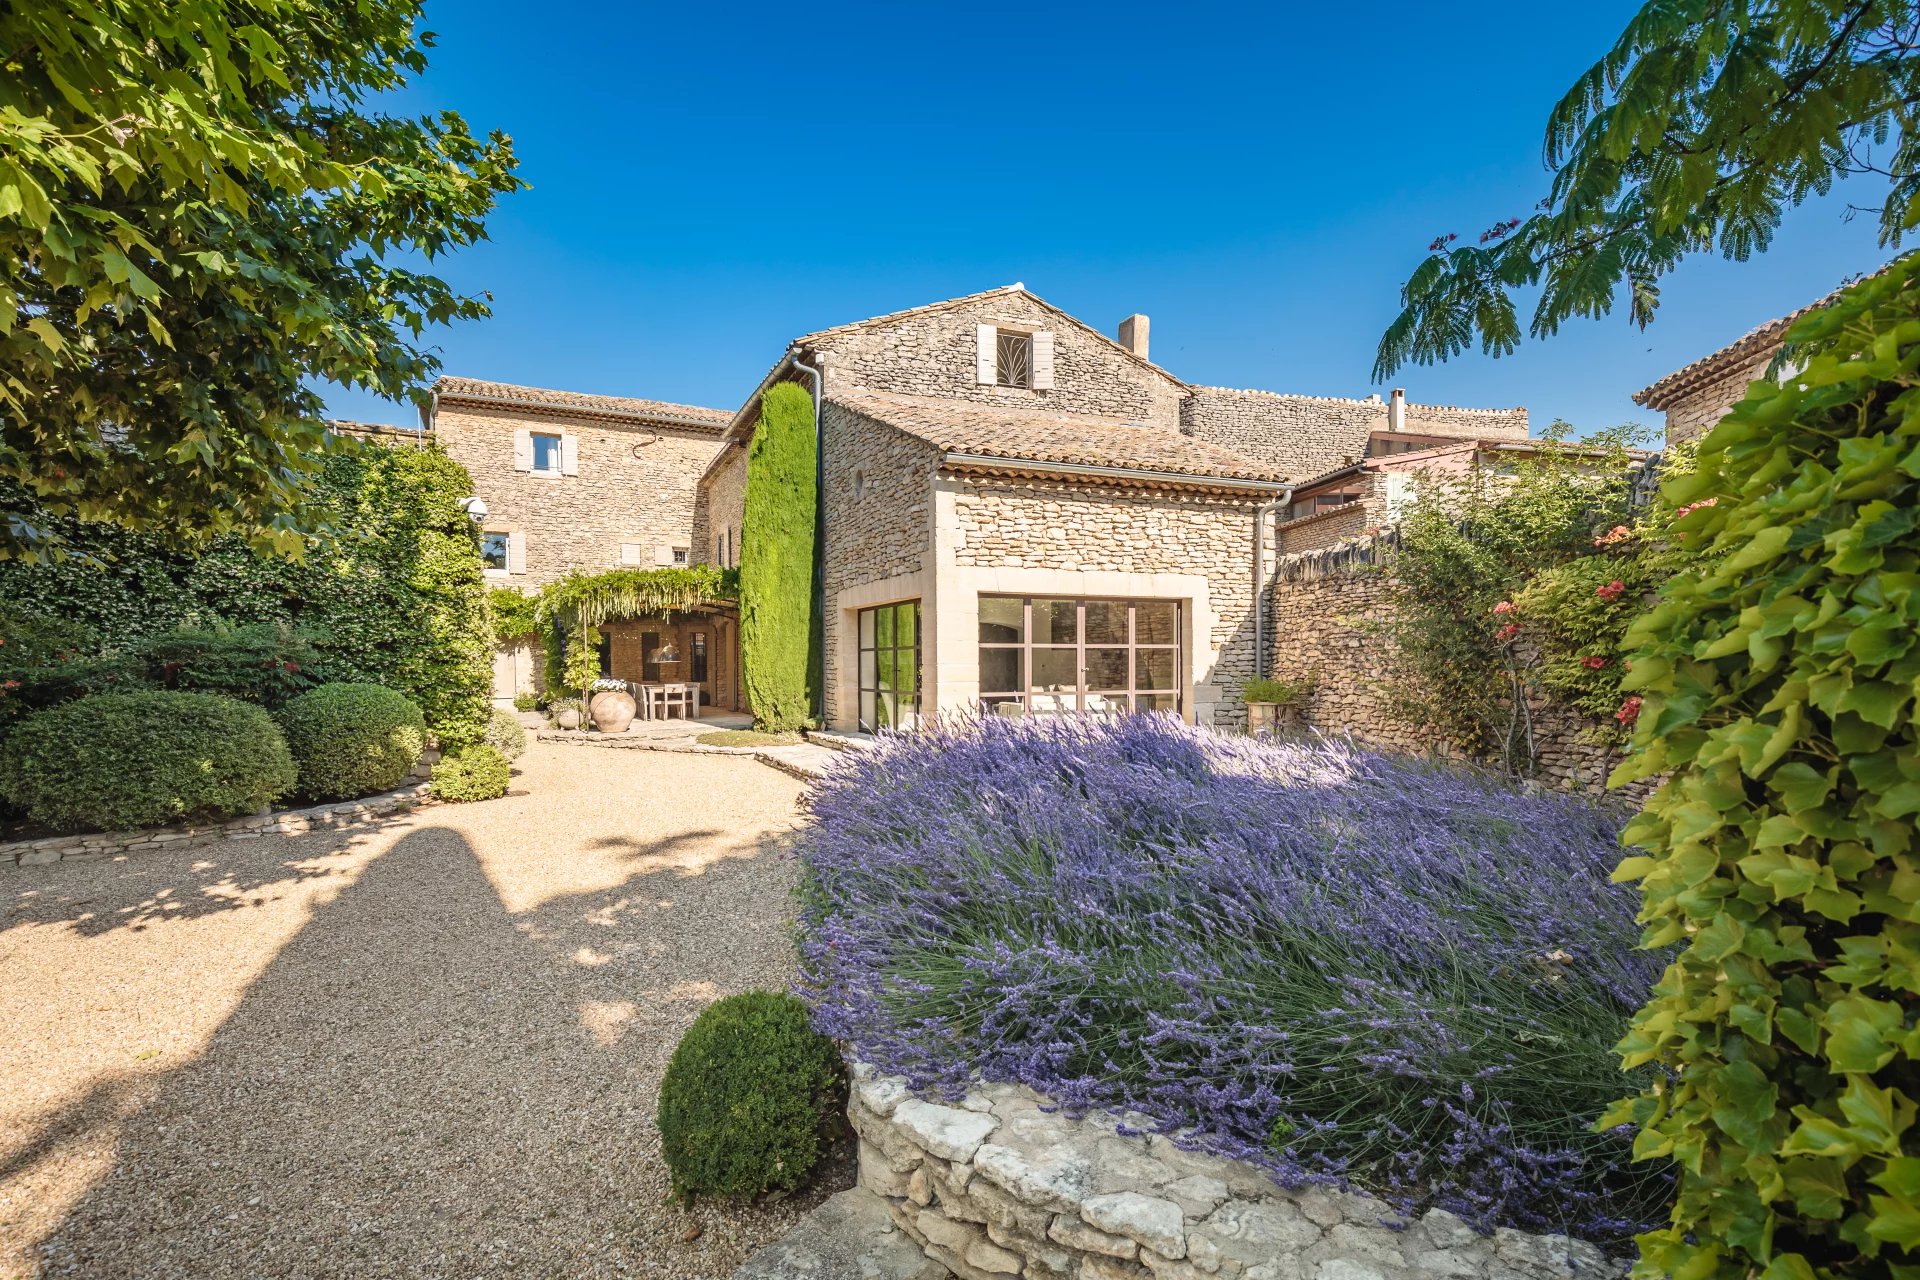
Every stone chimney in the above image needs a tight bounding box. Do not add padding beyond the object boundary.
[1387,387,1407,433]
[1118,314,1150,361]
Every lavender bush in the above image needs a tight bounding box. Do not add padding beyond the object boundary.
[794,714,1670,1247]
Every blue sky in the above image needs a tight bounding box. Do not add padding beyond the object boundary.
[324,0,1896,438]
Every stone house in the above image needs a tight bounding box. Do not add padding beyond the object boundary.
[689,285,1525,733]
[425,377,737,706]
[428,285,1526,729]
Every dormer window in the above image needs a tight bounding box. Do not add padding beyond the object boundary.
[995,330,1032,388]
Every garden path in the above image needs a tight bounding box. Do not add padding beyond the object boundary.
[0,744,838,1279]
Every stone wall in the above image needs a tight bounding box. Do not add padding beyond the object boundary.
[694,441,749,568]
[1655,349,1773,446]
[849,1067,1622,1280]
[434,402,724,586]
[811,292,1187,430]
[950,477,1270,728]
[822,402,942,725]
[1266,554,1629,794]
[1182,389,1528,484]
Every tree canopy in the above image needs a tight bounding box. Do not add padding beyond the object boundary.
[1376,0,1920,378]
[0,1,522,559]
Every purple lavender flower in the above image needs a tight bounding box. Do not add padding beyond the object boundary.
[792,715,1669,1247]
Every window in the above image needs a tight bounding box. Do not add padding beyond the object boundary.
[858,601,921,732]
[852,468,867,501]
[531,432,563,473]
[1285,489,1362,521]
[621,541,646,567]
[642,630,662,684]
[481,532,509,571]
[691,632,708,684]
[671,546,690,566]
[994,329,1032,388]
[978,596,1181,718]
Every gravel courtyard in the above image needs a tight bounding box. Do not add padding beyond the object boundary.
[0,743,829,1279]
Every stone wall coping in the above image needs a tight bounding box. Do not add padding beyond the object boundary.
[3,782,432,869]
[1187,386,1526,417]
[848,1064,1625,1280]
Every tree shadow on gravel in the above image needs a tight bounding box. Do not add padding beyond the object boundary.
[28,821,838,1280]
[0,817,414,939]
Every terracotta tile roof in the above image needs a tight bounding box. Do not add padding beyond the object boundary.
[1633,264,1892,409]
[830,391,1288,490]
[433,376,733,428]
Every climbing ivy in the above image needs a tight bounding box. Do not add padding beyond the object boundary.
[1603,256,1920,1280]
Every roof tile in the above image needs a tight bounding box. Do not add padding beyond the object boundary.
[434,376,732,427]
[830,391,1287,488]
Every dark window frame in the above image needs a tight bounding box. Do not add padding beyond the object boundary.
[994,329,1033,388]
[858,600,922,732]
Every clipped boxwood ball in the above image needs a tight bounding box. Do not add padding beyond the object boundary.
[276,682,426,801]
[0,691,296,831]
[428,744,510,802]
[657,991,843,1200]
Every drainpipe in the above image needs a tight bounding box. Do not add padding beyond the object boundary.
[785,353,826,725]
[1251,487,1294,681]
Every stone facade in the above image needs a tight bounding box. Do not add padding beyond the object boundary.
[944,477,1269,727]
[1182,389,1528,483]
[848,1067,1623,1280]
[820,401,942,725]
[692,439,748,569]
[808,289,1187,429]
[432,388,728,589]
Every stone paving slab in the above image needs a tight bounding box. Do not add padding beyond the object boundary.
[734,1188,948,1280]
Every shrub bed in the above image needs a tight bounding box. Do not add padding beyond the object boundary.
[0,691,296,830]
[795,715,1669,1247]
[485,707,527,760]
[657,991,843,1200]
[277,683,427,801]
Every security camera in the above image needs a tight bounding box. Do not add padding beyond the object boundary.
[460,496,488,523]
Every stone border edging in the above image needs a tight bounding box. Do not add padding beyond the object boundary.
[4,782,432,869]
[848,1065,1623,1280]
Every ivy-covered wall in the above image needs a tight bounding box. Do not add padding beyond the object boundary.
[739,381,820,731]
[0,442,494,749]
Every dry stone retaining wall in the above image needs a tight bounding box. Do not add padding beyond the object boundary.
[849,1067,1622,1280]
[3,782,431,868]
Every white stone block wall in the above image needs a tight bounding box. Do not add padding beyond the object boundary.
[849,1069,1625,1280]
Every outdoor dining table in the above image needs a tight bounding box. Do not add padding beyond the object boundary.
[635,681,698,720]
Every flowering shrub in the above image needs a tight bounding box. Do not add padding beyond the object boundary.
[796,715,1670,1246]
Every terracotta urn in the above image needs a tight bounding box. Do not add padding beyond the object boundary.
[553,706,582,731]
[589,690,638,734]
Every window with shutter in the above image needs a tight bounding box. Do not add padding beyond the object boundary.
[975,323,997,384]
[512,429,534,472]
[620,542,645,567]
[994,330,1032,388]
[530,432,562,473]
[560,433,580,476]
[506,531,527,575]
[1030,330,1055,390]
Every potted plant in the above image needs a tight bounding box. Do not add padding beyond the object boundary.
[588,677,637,734]
[1243,674,1315,738]
[548,696,584,731]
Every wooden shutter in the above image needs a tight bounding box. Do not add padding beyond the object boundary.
[506,530,527,574]
[620,541,645,567]
[653,544,677,567]
[512,429,533,472]
[1031,330,1055,390]
[560,433,580,476]
[976,324,997,384]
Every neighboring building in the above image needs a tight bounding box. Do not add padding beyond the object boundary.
[690,285,1527,733]
[1635,269,1884,445]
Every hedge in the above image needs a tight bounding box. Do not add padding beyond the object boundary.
[739,380,819,732]
[0,691,296,830]
[276,683,427,801]
[0,441,493,750]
